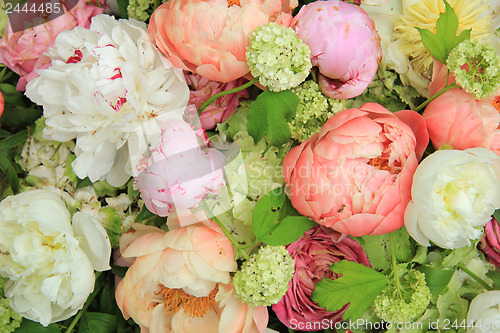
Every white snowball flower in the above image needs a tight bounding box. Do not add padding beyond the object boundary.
[467,291,500,332]
[405,148,500,249]
[25,14,189,187]
[0,189,112,326]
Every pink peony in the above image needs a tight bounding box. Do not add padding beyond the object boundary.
[115,218,268,333]
[479,218,500,267]
[135,118,226,217]
[272,226,370,330]
[291,0,382,99]
[0,0,104,91]
[423,88,500,155]
[283,103,428,236]
[148,0,297,83]
[184,71,249,130]
[0,91,3,126]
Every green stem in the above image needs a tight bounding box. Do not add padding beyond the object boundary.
[414,83,459,113]
[202,201,251,261]
[389,232,403,299]
[458,263,493,291]
[66,279,102,333]
[198,78,259,113]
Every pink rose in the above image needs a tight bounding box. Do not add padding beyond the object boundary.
[115,219,268,332]
[184,71,249,130]
[291,0,382,99]
[283,103,428,236]
[0,0,104,91]
[272,226,370,330]
[148,0,297,83]
[479,218,500,267]
[135,119,226,217]
[423,88,500,155]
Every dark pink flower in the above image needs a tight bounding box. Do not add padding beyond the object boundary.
[479,218,500,267]
[272,226,370,330]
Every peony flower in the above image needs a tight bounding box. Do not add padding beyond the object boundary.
[0,189,111,326]
[283,103,428,236]
[25,14,189,187]
[135,118,225,217]
[0,0,104,91]
[478,218,500,267]
[184,71,249,130]
[467,291,500,332]
[405,148,500,249]
[423,88,500,155]
[0,90,3,125]
[272,226,370,330]
[148,0,297,83]
[291,0,382,99]
[115,218,268,332]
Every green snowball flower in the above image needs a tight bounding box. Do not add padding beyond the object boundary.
[374,268,431,323]
[447,39,500,100]
[246,22,312,92]
[233,245,294,306]
[0,277,22,333]
[289,80,345,142]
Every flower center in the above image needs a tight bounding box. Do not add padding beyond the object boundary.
[227,0,240,6]
[368,157,391,172]
[156,285,218,318]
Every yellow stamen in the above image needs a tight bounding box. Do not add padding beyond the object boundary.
[227,0,240,7]
[156,285,219,318]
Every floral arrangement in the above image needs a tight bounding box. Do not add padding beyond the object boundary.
[0,0,499,332]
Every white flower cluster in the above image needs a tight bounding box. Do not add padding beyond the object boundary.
[25,14,189,187]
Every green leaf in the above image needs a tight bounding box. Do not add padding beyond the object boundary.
[486,270,500,289]
[493,209,500,222]
[78,312,117,333]
[116,0,129,18]
[0,156,20,193]
[252,186,315,246]
[135,205,156,222]
[311,260,387,320]
[246,89,298,147]
[416,0,471,64]
[76,177,93,190]
[15,320,62,333]
[111,265,128,279]
[0,130,28,151]
[416,265,454,298]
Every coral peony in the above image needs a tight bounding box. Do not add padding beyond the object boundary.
[135,119,226,217]
[148,0,297,83]
[272,226,370,330]
[291,0,382,99]
[115,219,268,332]
[184,72,249,130]
[283,103,428,236]
[479,218,500,267]
[423,88,500,155]
[0,0,104,91]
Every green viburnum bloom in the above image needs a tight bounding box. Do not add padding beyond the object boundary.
[373,268,431,323]
[290,80,345,142]
[246,22,312,92]
[233,245,294,306]
[447,39,500,100]
[0,277,22,333]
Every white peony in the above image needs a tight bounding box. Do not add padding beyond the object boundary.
[467,291,500,332]
[25,14,189,187]
[405,148,500,249]
[0,189,112,326]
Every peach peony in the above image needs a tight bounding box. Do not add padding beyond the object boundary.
[0,0,104,91]
[148,0,297,83]
[424,59,500,155]
[283,103,428,236]
[115,216,268,332]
